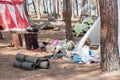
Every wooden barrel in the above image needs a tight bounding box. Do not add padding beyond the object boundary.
[24,33,39,50]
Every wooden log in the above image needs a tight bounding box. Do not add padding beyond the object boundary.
[24,33,39,50]
[12,33,23,48]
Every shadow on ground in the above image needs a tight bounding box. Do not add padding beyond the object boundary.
[0,53,102,80]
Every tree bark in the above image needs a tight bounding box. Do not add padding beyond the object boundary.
[81,0,86,7]
[49,0,52,13]
[99,0,120,71]
[24,0,36,26]
[43,0,46,12]
[24,0,29,18]
[34,0,41,19]
[71,0,74,19]
[57,0,60,16]
[63,0,73,40]
[96,0,100,16]
[53,0,57,18]
[31,0,36,14]
[59,0,63,19]
[75,0,79,16]
[45,0,49,13]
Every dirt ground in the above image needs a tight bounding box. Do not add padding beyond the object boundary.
[0,16,120,80]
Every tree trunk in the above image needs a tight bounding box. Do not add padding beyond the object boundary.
[75,0,79,16]
[59,0,63,19]
[96,0,100,16]
[57,0,60,16]
[43,0,46,12]
[71,0,74,19]
[24,0,36,26]
[99,0,120,71]
[49,0,52,13]
[32,0,36,14]
[63,0,73,40]
[34,0,41,19]
[45,0,49,13]
[79,0,87,22]
[53,0,57,18]
[53,0,56,14]
[81,0,86,7]
[24,0,29,18]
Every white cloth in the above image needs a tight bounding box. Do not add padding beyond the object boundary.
[79,45,91,64]
[79,45,101,64]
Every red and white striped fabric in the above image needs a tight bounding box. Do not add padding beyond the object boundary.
[0,13,2,25]
[0,0,30,31]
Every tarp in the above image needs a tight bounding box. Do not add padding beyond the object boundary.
[0,0,29,31]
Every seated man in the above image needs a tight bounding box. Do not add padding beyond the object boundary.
[79,38,101,64]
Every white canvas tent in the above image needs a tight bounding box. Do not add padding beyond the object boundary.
[73,17,101,53]
[0,0,29,31]
[73,0,120,57]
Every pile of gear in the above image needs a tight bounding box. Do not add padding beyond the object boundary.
[45,39,74,53]
[43,38,101,64]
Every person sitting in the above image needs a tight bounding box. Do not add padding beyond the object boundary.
[79,38,101,64]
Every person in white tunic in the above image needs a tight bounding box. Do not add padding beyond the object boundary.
[79,38,100,64]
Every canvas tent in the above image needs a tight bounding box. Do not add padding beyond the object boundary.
[73,17,101,53]
[0,0,29,31]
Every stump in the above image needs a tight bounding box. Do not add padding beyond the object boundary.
[24,33,39,50]
[12,33,23,48]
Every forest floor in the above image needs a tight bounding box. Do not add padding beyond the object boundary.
[0,14,120,80]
